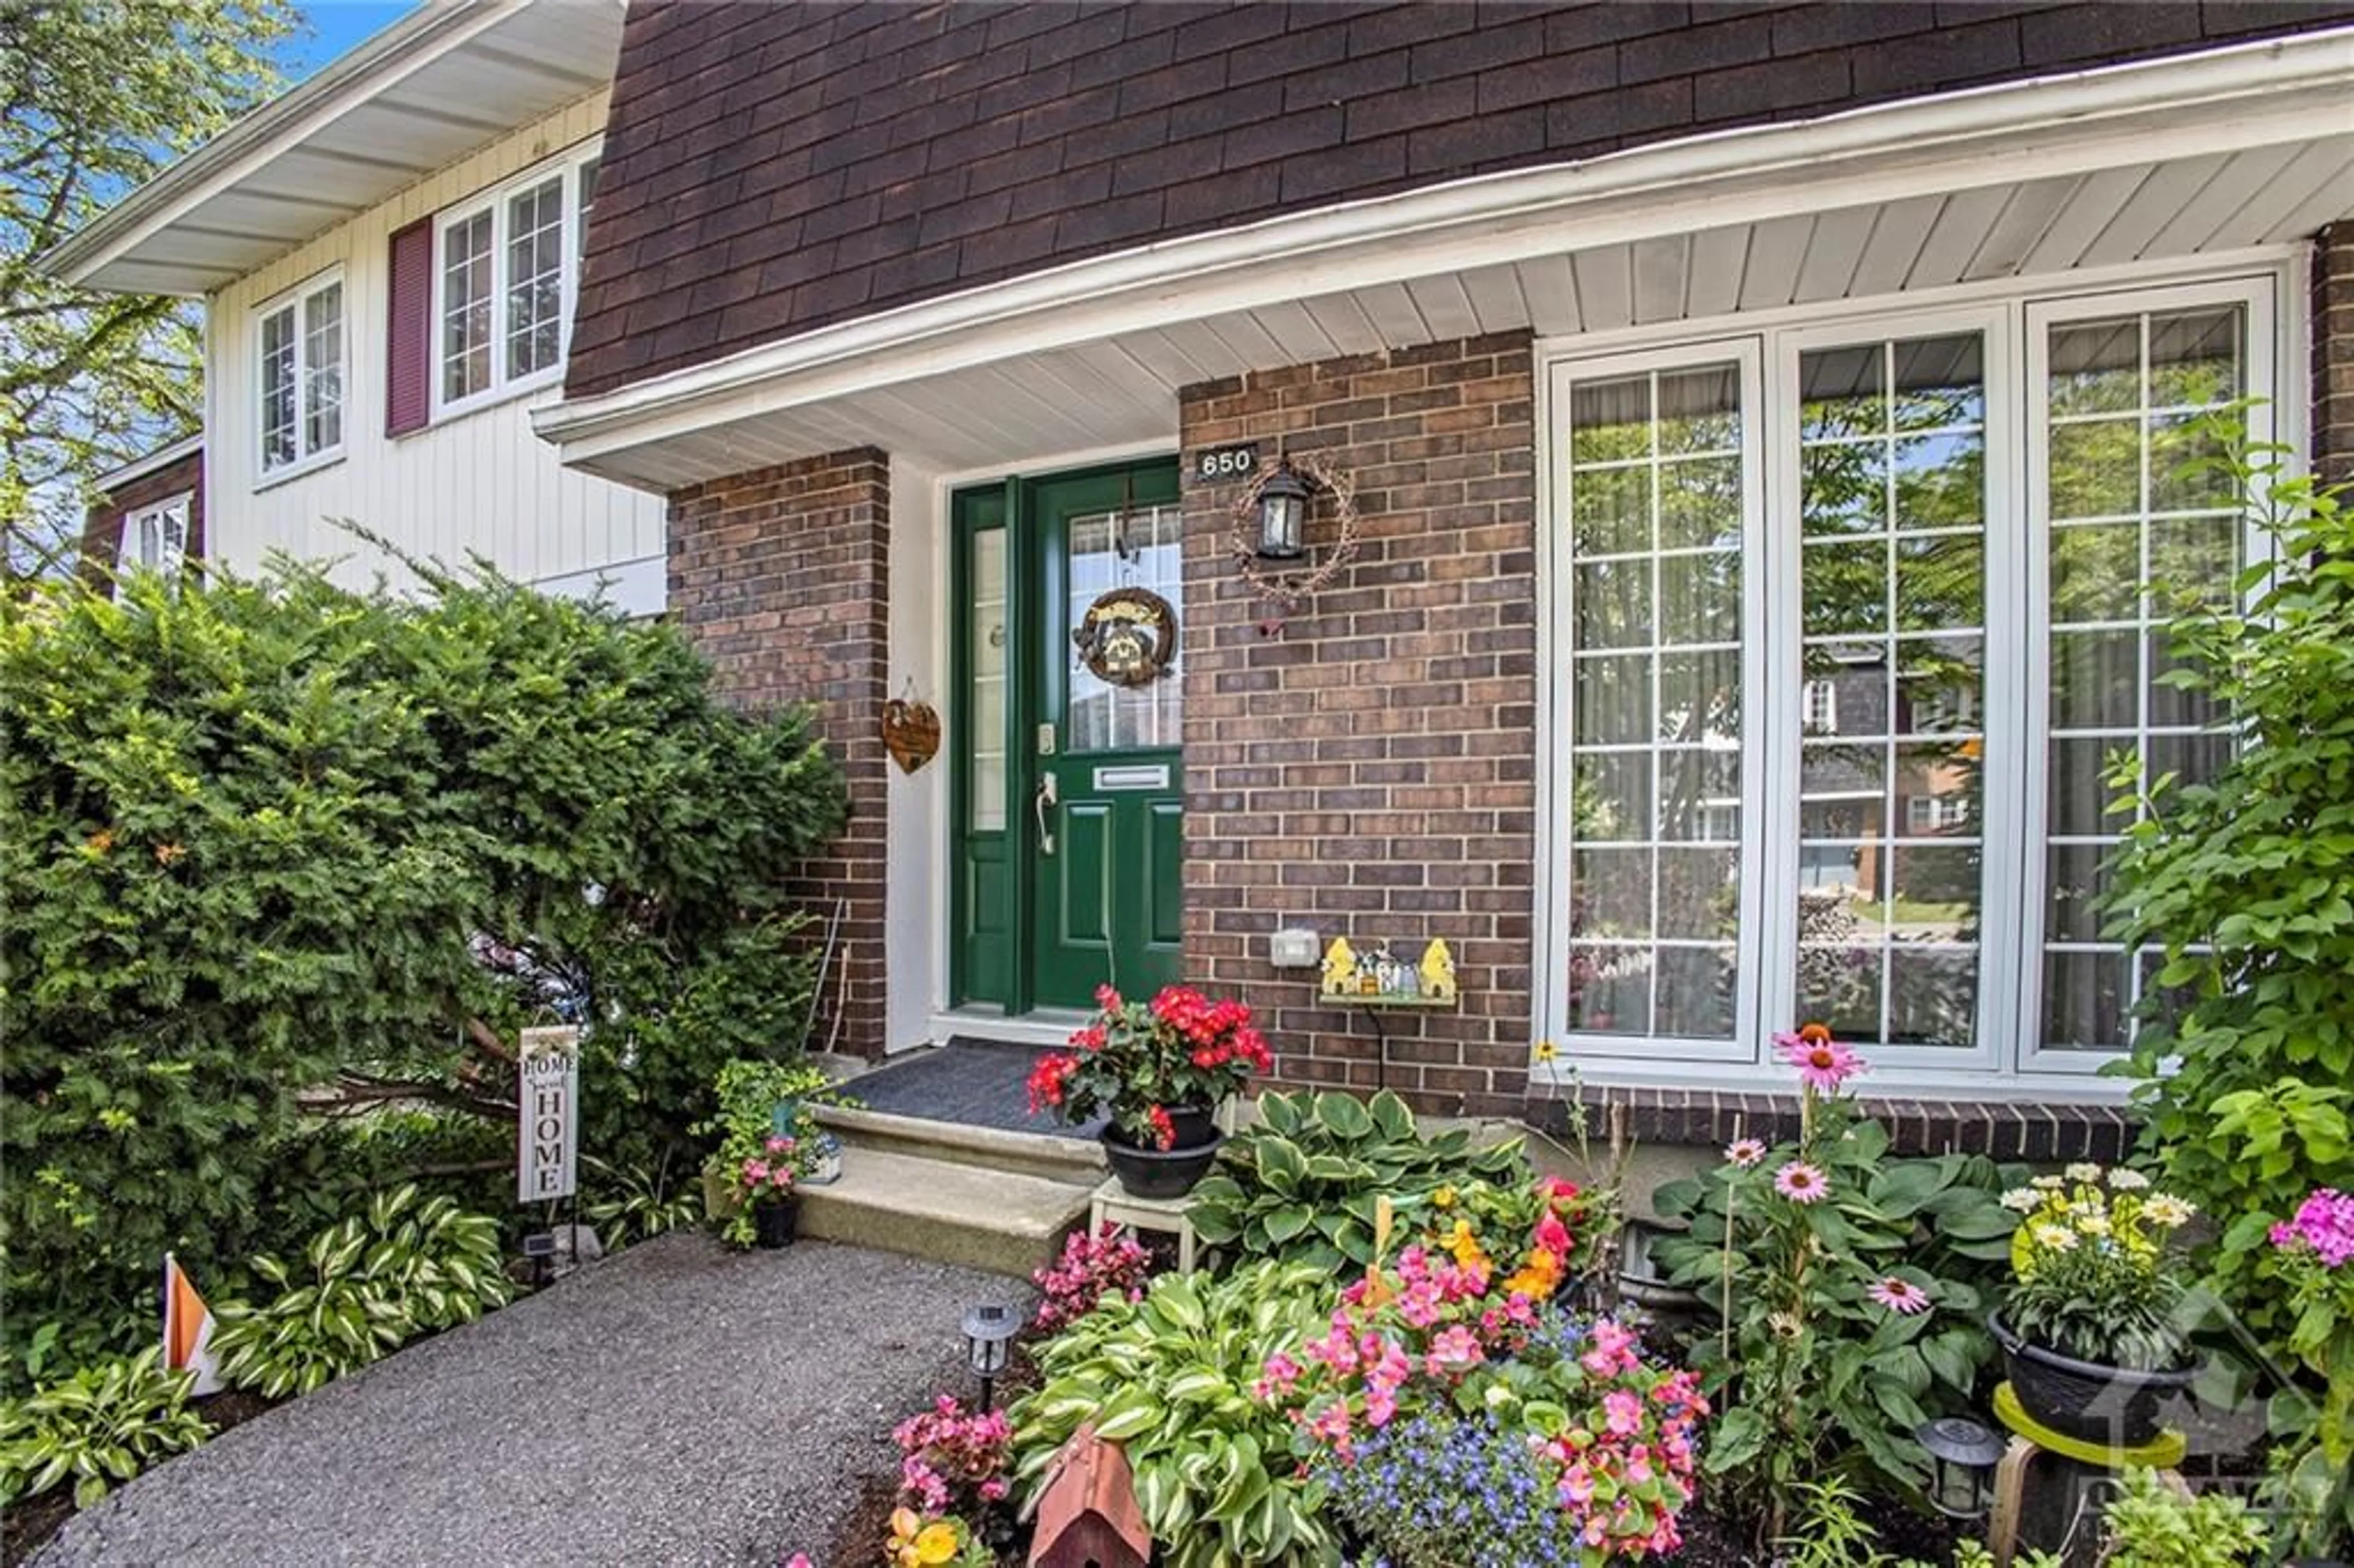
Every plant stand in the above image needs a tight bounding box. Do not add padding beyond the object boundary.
[1984,1382,2190,1567]
[1086,1177,1201,1274]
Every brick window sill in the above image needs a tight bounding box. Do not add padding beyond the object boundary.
[1525,1083,2136,1165]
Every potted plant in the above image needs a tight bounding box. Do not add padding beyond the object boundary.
[1988,1163,2201,1447]
[1025,983,1271,1198]
[734,1135,803,1249]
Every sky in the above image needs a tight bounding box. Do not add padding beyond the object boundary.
[283,1,422,80]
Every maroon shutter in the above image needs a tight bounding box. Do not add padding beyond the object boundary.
[386,217,433,436]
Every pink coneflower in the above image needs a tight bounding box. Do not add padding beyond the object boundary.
[1724,1137,1768,1168]
[1868,1277,1932,1315]
[1774,1161,1830,1204]
[1773,1022,1865,1093]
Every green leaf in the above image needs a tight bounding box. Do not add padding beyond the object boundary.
[1314,1092,1373,1141]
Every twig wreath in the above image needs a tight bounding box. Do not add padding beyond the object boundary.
[1227,451,1360,634]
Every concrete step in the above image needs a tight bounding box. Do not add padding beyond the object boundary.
[796,1146,1096,1279]
[811,1103,1107,1187]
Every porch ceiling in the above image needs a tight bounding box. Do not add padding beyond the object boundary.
[539,34,2354,493]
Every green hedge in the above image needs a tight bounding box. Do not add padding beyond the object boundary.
[0,561,847,1380]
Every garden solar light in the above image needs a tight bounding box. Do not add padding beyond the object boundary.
[1254,457,1310,560]
[1917,1415,2006,1518]
[963,1301,1019,1412]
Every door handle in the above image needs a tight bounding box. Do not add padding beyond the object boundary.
[1034,773,1058,857]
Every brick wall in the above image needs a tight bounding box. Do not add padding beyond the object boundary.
[1178,333,1537,1118]
[569,1,2354,398]
[666,448,893,1055]
[79,446,204,587]
[2316,223,2354,489]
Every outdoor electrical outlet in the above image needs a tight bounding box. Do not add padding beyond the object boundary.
[1268,927,1320,969]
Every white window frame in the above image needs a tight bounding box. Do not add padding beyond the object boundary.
[1533,252,2296,1095]
[2016,273,2279,1077]
[115,493,192,598]
[430,142,600,422]
[1542,336,1770,1067]
[253,268,344,485]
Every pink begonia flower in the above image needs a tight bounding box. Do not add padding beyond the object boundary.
[1534,1210,1572,1258]
[1603,1388,1645,1436]
[1425,1325,1484,1376]
[745,1159,770,1182]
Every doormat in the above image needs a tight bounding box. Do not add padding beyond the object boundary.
[845,1037,1107,1141]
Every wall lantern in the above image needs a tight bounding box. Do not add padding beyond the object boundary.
[1254,458,1312,560]
[1230,451,1362,637]
[962,1301,1020,1412]
[1916,1416,2006,1519]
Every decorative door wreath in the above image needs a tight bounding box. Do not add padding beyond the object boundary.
[1228,452,1360,622]
[880,690,942,774]
[1072,585,1178,687]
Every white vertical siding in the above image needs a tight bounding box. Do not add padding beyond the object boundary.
[205,90,667,609]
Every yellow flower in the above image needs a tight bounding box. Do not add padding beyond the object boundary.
[1444,1217,1490,1272]
[1531,1039,1560,1064]
[1503,1249,1562,1300]
[2143,1194,2194,1228]
[1433,1185,1457,1210]
[889,1508,962,1567]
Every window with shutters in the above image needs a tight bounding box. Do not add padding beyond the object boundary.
[432,146,598,418]
[256,272,343,479]
[1539,269,2280,1089]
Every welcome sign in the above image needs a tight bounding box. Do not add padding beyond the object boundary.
[516,1026,581,1204]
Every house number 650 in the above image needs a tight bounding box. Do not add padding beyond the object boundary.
[1193,441,1260,482]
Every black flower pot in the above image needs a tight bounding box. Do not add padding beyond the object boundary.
[1163,1103,1219,1149]
[754,1198,800,1249]
[1989,1311,2196,1448]
[1102,1126,1224,1200]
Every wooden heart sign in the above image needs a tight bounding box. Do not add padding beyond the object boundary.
[880,695,940,775]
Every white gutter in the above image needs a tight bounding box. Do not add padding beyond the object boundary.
[93,435,204,495]
[37,0,525,291]
[536,25,2354,463]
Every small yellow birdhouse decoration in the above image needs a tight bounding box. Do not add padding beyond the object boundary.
[1319,936,1359,998]
[1419,938,1457,1003]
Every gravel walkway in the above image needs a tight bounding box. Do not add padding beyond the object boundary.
[35,1235,1029,1568]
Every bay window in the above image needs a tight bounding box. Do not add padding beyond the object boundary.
[1544,271,2276,1086]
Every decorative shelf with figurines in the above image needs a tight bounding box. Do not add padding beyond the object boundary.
[1318,936,1460,1007]
[1317,937,1460,1090]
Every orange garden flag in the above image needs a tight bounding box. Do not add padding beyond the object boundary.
[161,1254,223,1395]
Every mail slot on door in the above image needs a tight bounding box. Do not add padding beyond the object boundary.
[1092,765,1170,791]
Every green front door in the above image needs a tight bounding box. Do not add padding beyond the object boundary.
[951,459,1185,1013]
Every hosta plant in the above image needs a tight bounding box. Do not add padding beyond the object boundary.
[0,1349,210,1509]
[1009,1261,1337,1568]
[210,1184,512,1398]
[1187,1089,1528,1269]
[581,1153,699,1251]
